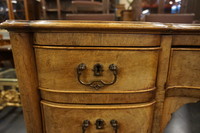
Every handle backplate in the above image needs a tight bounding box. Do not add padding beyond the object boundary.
[77,63,118,90]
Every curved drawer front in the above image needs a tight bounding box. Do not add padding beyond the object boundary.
[40,87,156,104]
[35,46,159,92]
[41,100,155,133]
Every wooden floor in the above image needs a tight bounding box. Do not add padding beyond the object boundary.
[0,103,200,133]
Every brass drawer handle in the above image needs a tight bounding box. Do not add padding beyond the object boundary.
[82,120,90,133]
[77,63,118,90]
[110,120,119,133]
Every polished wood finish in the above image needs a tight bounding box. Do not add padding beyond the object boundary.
[1,20,200,133]
[39,87,156,104]
[35,46,158,104]
[161,46,200,131]
[34,33,161,46]
[161,97,200,133]
[152,35,172,133]
[0,20,168,32]
[173,35,200,46]
[9,32,43,133]
[41,100,155,133]
[35,47,159,91]
[168,48,200,87]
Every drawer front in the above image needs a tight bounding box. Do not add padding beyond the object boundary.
[173,35,200,46]
[34,33,161,47]
[41,101,155,133]
[40,88,156,104]
[35,46,159,92]
[167,48,200,87]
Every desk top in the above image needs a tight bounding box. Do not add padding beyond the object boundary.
[0,20,168,31]
[1,20,200,33]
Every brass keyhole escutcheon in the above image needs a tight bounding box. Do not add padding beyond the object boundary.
[95,119,105,129]
[93,63,104,76]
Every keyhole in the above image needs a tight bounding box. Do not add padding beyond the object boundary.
[93,64,104,76]
[95,119,105,129]
[96,65,101,72]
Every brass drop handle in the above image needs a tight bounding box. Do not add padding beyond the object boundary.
[77,63,118,90]
[110,120,119,133]
[82,120,90,133]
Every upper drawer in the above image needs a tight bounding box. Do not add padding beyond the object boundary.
[34,33,161,47]
[34,46,159,92]
[167,48,200,87]
[173,35,200,46]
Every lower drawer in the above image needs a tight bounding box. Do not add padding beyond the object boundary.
[41,101,155,133]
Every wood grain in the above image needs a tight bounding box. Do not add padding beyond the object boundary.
[2,21,200,133]
[166,86,200,98]
[0,20,169,33]
[40,87,156,104]
[167,48,200,87]
[161,97,200,133]
[2,20,200,33]
[34,32,161,46]
[41,100,155,133]
[34,47,159,92]
[9,32,43,133]
[173,35,200,46]
[152,35,172,133]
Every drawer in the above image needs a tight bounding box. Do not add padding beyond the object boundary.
[35,46,159,91]
[167,48,200,87]
[34,33,161,47]
[173,35,200,46]
[41,100,155,133]
[35,46,159,103]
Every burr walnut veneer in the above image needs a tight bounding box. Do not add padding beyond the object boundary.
[1,20,200,133]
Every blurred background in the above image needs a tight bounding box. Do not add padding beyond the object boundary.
[0,0,200,22]
[0,0,200,133]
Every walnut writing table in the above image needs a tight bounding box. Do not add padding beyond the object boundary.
[1,20,200,133]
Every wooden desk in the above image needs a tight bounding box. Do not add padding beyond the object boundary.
[1,20,200,133]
